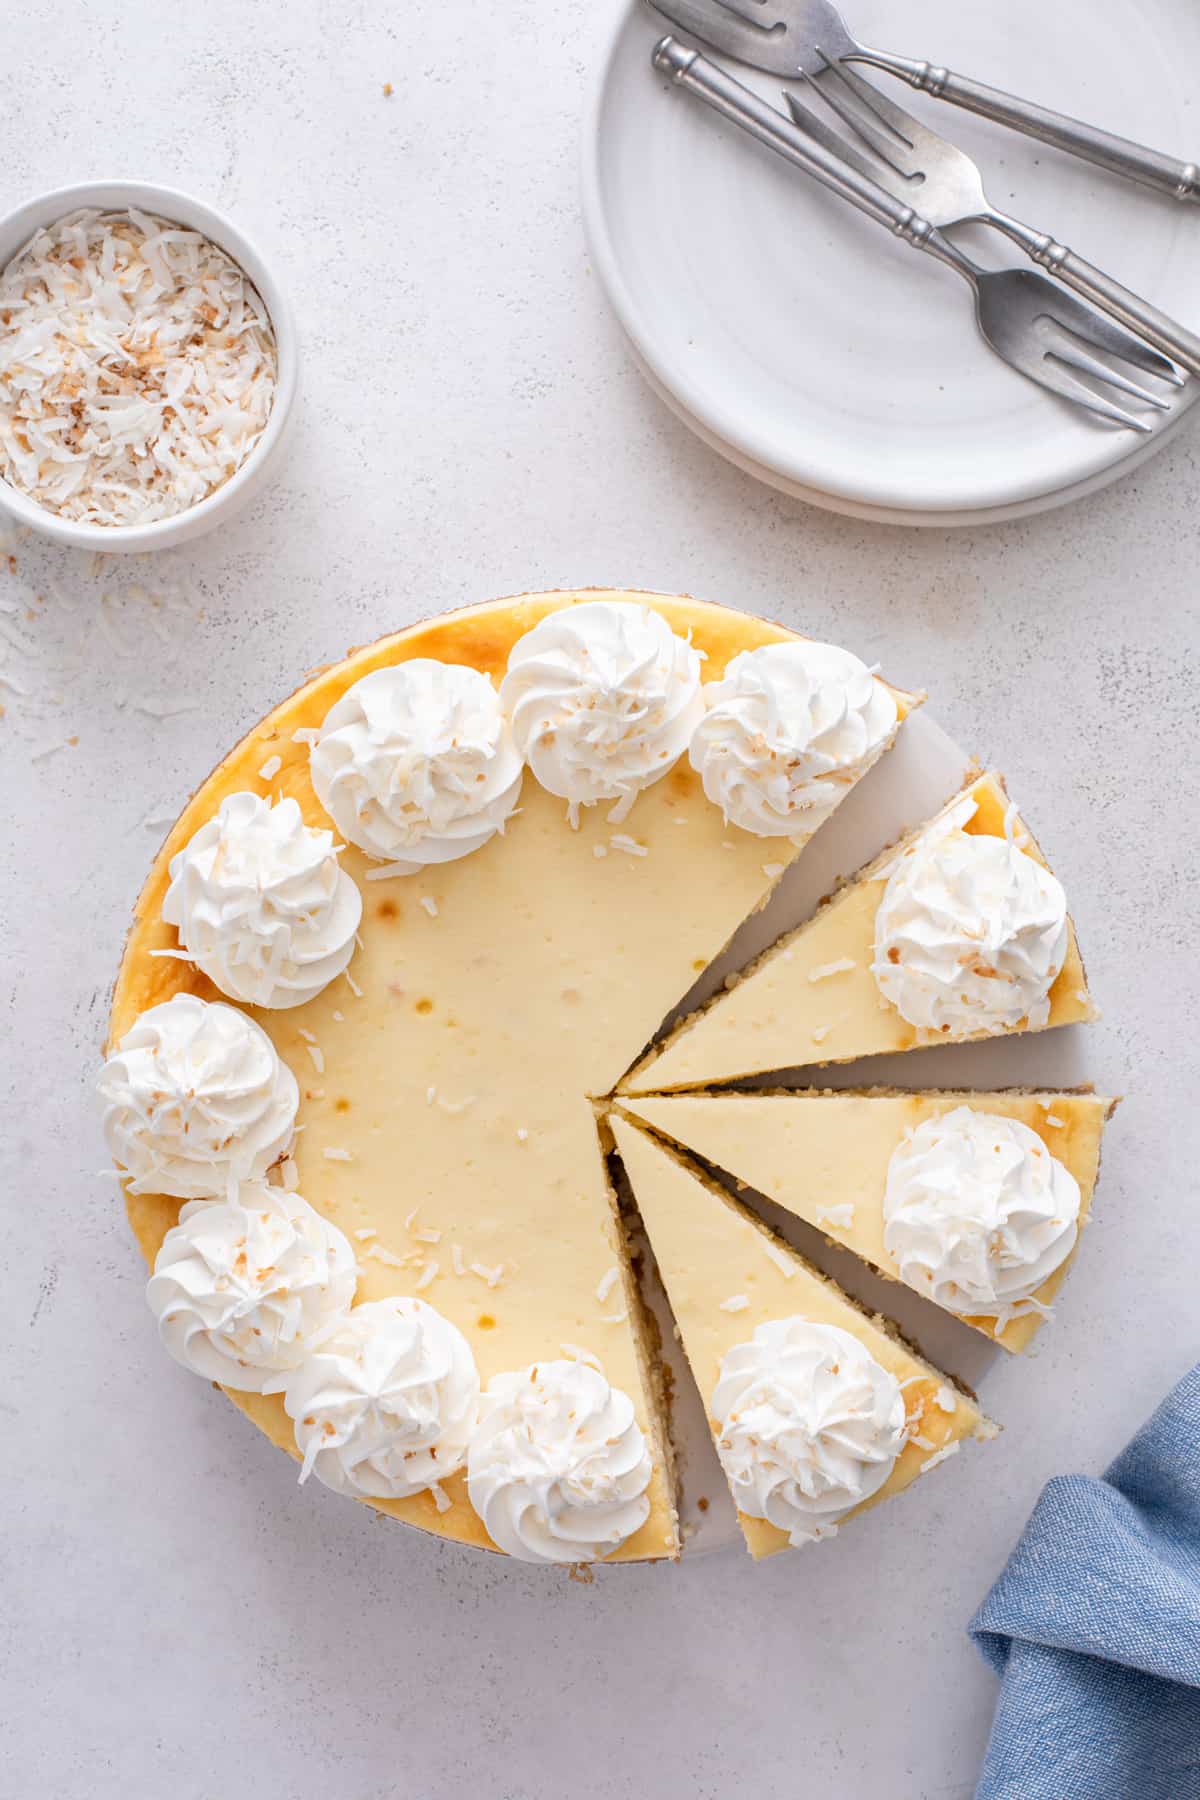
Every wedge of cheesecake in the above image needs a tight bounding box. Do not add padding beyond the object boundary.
[622,770,1096,1095]
[609,1113,994,1558]
[618,1090,1115,1354]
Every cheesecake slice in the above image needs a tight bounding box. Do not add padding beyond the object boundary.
[609,1113,993,1558]
[618,1090,1115,1354]
[622,771,1096,1095]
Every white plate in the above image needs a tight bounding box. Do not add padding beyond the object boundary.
[634,707,1097,1555]
[582,0,1200,523]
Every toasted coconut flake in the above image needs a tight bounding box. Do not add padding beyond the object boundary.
[0,209,278,525]
[595,1267,620,1305]
[762,1240,796,1278]
[808,958,856,982]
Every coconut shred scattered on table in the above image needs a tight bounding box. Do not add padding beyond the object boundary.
[0,209,277,525]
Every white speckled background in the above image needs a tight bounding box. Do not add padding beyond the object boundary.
[3,3,1199,1796]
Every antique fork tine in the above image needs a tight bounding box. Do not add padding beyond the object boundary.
[652,37,1177,430]
[784,59,1200,377]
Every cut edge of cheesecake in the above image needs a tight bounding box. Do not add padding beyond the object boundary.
[616,1087,1118,1356]
[589,1112,683,1561]
[619,769,1098,1096]
[608,1111,997,1560]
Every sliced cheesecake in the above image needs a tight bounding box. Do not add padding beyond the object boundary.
[618,1090,1115,1354]
[609,1113,994,1558]
[108,591,917,1563]
[622,771,1096,1095]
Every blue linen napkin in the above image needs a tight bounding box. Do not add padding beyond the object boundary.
[969,1361,1200,1800]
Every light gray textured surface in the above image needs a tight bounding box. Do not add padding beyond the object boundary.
[3,4,1198,1797]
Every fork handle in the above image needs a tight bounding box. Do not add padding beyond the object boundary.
[996,217,1200,376]
[854,48,1200,203]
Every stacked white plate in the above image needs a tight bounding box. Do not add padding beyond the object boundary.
[582,0,1200,524]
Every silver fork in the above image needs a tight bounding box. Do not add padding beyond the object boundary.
[646,0,1200,202]
[781,59,1200,378]
[652,37,1181,430]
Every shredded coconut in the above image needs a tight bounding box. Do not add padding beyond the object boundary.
[322,1146,353,1163]
[430,1482,451,1513]
[353,1227,377,1242]
[0,209,277,525]
[559,1343,601,1368]
[934,1386,958,1413]
[304,1044,325,1075]
[419,895,438,917]
[595,1267,620,1305]
[415,1260,439,1290]
[344,970,363,998]
[364,862,416,881]
[719,1295,750,1313]
[257,754,282,781]
[609,833,648,857]
[762,1240,796,1278]
[808,957,857,982]
[920,1441,961,1474]
[762,862,785,880]
[816,1202,855,1229]
[366,1245,405,1269]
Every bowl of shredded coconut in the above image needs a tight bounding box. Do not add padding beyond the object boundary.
[0,182,296,549]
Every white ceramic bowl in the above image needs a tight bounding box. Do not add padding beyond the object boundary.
[0,180,298,551]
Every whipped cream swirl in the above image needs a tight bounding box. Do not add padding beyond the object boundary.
[99,993,299,1199]
[310,661,524,868]
[872,813,1069,1033]
[147,1185,358,1391]
[713,1318,906,1545]
[162,792,362,1009]
[467,1358,653,1562]
[499,601,704,820]
[883,1106,1082,1318]
[689,641,898,839]
[277,1297,480,1500]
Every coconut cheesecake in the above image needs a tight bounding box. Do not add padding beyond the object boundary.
[624,771,1096,1094]
[609,1115,995,1557]
[617,1090,1115,1354]
[100,590,917,1564]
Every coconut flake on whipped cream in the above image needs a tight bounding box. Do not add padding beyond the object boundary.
[499,600,704,823]
[883,1107,1082,1322]
[689,640,899,839]
[872,800,1069,1034]
[99,992,298,1199]
[467,1357,653,1562]
[161,792,361,1008]
[0,209,277,526]
[147,1184,358,1391]
[309,660,523,868]
[713,1318,906,1546]
[275,1297,480,1501]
